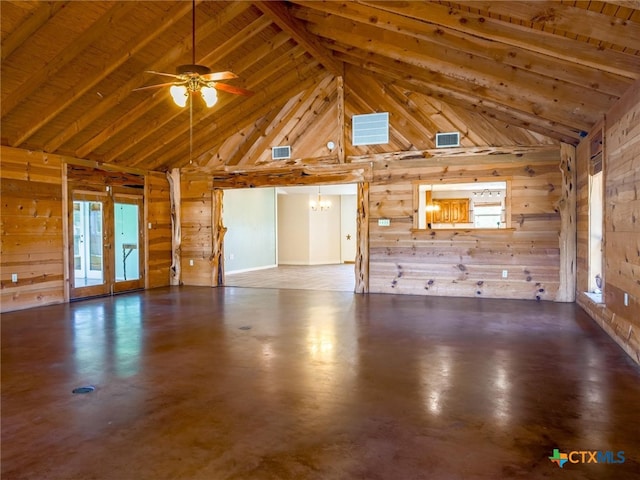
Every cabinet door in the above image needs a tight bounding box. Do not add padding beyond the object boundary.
[432,199,469,224]
[450,199,469,223]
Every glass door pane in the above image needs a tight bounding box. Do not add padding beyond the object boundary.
[73,200,104,287]
[114,202,140,282]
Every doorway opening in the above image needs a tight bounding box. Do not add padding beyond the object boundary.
[68,175,145,300]
[223,184,357,291]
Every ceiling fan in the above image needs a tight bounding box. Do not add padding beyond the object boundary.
[133,0,252,108]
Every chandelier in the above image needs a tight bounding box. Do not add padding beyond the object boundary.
[310,187,331,211]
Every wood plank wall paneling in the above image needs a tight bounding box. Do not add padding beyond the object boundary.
[1,147,64,312]
[575,138,590,293]
[604,79,640,362]
[0,146,173,312]
[146,172,172,289]
[180,175,214,286]
[576,79,640,365]
[368,149,562,300]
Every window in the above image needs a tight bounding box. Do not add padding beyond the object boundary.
[415,180,510,230]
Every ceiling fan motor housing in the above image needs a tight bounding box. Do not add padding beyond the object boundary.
[177,64,211,76]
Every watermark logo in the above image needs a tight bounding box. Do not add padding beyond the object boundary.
[549,449,625,468]
[549,449,568,468]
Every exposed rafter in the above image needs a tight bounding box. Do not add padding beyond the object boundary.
[1,1,638,172]
[254,0,344,77]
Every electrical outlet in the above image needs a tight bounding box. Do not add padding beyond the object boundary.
[11,273,18,283]
[502,270,508,278]
[189,259,194,266]
[378,218,390,227]
[624,292,629,306]
[230,253,235,260]
[148,222,153,230]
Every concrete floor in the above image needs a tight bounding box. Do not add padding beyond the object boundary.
[2,287,639,480]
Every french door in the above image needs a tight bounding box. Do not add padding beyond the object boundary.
[70,189,144,299]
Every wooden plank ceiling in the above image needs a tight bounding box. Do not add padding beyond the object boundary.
[1,1,639,173]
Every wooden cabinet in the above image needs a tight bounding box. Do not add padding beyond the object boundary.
[431,198,470,224]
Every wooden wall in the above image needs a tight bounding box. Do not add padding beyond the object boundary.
[576,137,591,296]
[146,172,173,289]
[1,147,65,311]
[180,175,215,286]
[367,149,563,300]
[0,146,172,313]
[577,80,640,364]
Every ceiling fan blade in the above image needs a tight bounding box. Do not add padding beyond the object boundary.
[200,71,238,81]
[145,70,182,79]
[132,81,184,92]
[213,82,254,96]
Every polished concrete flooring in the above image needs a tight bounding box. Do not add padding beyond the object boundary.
[2,287,640,480]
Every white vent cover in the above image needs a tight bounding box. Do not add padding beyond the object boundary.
[271,145,291,160]
[352,112,389,146]
[435,132,460,148]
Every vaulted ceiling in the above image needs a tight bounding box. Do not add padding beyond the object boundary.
[2,1,639,173]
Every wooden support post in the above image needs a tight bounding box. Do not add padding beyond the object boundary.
[355,181,369,293]
[167,168,181,286]
[211,188,227,287]
[336,75,345,163]
[61,162,70,302]
[556,143,577,302]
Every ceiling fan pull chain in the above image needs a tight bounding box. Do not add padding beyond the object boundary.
[189,94,193,165]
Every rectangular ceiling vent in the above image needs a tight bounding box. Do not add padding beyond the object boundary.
[435,132,460,148]
[271,145,291,160]
[352,112,389,146]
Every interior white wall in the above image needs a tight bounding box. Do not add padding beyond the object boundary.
[277,194,310,265]
[340,195,357,262]
[226,186,356,270]
[309,195,342,265]
[224,188,277,273]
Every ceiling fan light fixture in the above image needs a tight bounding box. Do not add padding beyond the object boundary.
[170,85,188,107]
[201,86,218,108]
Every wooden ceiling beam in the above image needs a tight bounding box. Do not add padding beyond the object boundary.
[143,57,323,171]
[34,2,251,154]
[2,2,137,119]
[132,45,311,170]
[347,71,438,150]
[359,1,640,80]
[1,1,67,62]
[267,77,337,161]
[458,1,640,51]
[340,57,581,144]
[223,25,290,74]
[315,0,635,96]
[82,13,269,162]
[336,76,345,163]
[225,108,284,168]
[253,0,343,77]
[209,162,370,188]
[179,66,326,171]
[343,79,399,155]
[306,19,607,131]
[400,93,488,147]
[239,75,334,167]
[7,2,194,154]
[288,92,339,161]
